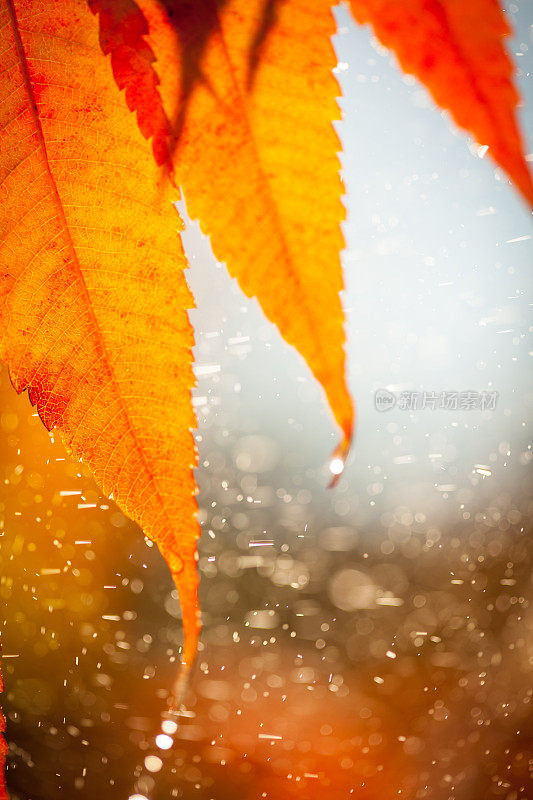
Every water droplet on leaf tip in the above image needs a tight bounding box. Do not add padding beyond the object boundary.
[329,457,344,476]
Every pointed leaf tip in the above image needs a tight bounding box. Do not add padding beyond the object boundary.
[170,549,201,672]
[328,420,354,489]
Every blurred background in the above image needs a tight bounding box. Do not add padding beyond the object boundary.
[1,2,532,799]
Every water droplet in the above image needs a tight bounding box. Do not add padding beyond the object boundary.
[329,457,344,476]
[155,733,173,750]
[144,755,163,773]
[161,719,178,734]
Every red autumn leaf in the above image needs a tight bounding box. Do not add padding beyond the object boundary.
[88,0,173,167]
[348,0,533,205]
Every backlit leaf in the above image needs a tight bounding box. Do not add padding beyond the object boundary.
[0,0,200,670]
[137,0,355,451]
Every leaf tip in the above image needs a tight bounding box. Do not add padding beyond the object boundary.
[327,415,354,489]
[168,546,201,678]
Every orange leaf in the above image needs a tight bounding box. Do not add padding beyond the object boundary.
[349,0,533,206]
[137,0,355,453]
[0,0,200,671]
